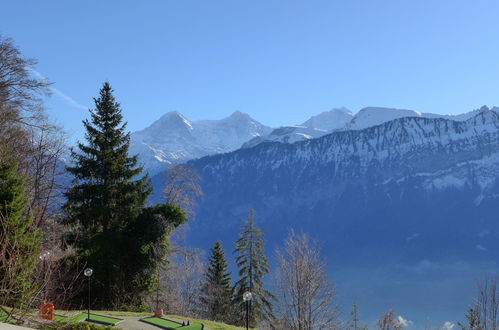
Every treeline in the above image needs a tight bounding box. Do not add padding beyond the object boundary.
[0,34,498,329]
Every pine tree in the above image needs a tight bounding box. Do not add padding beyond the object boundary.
[233,210,275,326]
[0,155,42,307]
[64,83,187,309]
[199,241,234,323]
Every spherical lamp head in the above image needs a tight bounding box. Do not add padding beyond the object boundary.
[243,291,253,302]
[84,268,93,277]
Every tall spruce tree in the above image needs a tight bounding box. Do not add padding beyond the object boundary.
[0,155,42,308]
[233,210,275,326]
[199,241,234,323]
[64,83,187,309]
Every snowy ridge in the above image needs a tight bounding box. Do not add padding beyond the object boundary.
[195,109,499,191]
[242,108,353,148]
[132,105,498,174]
[130,111,272,174]
[344,105,496,130]
[242,125,330,148]
[244,106,497,148]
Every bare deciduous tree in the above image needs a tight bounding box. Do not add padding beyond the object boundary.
[0,35,73,315]
[474,276,499,330]
[376,310,404,330]
[0,35,51,121]
[0,34,65,230]
[163,164,203,217]
[275,231,339,330]
[164,244,204,316]
[147,227,205,317]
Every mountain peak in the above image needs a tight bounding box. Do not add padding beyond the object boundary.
[227,110,252,120]
[301,107,353,130]
[157,111,191,124]
[131,110,271,174]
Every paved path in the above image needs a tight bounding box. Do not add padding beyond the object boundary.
[114,317,160,330]
[0,324,33,330]
[113,317,210,330]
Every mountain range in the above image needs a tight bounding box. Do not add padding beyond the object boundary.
[144,105,499,327]
[132,106,496,175]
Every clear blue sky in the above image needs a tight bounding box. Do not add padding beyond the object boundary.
[2,0,499,142]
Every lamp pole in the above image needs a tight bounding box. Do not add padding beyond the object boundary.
[83,268,93,321]
[39,251,51,301]
[243,291,252,330]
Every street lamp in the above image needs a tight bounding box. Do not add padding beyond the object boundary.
[39,251,51,301]
[83,268,93,321]
[243,291,252,330]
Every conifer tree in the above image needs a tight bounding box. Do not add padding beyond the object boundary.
[0,155,42,307]
[64,83,187,309]
[233,210,275,326]
[199,241,234,322]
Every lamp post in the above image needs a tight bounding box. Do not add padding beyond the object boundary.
[243,291,252,330]
[83,268,93,321]
[39,251,51,301]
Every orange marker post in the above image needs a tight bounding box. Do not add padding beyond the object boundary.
[39,303,55,321]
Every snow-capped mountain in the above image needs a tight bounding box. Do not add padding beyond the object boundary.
[242,108,354,148]
[130,111,272,174]
[344,106,496,130]
[187,108,499,207]
[132,106,499,174]
[241,125,331,148]
[301,107,354,130]
[242,106,494,148]
[149,107,499,324]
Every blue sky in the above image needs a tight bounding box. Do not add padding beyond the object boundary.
[2,0,499,143]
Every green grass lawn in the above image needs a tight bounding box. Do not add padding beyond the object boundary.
[52,310,248,330]
[167,315,252,330]
[55,312,122,325]
[0,308,17,324]
[141,317,202,329]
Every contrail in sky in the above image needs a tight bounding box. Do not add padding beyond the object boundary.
[29,68,88,111]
